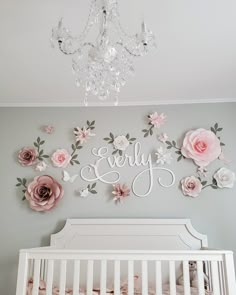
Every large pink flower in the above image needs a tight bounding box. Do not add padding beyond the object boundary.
[25,175,64,212]
[148,112,166,128]
[181,128,221,167]
[51,149,71,168]
[181,176,202,197]
[18,147,38,166]
[112,183,130,203]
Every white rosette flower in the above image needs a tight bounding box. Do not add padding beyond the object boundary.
[213,167,236,188]
[113,135,130,151]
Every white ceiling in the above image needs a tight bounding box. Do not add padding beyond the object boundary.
[0,0,236,106]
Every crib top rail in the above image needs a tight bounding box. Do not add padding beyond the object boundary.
[19,248,233,262]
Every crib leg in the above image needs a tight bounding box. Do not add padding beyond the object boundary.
[224,253,236,295]
[15,252,28,295]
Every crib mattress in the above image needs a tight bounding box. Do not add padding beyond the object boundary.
[27,279,213,295]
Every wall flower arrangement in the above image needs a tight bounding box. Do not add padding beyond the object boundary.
[16,175,64,212]
[163,123,236,197]
[104,133,136,155]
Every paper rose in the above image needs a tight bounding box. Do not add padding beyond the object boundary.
[74,127,95,144]
[148,112,166,128]
[35,161,47,172]
[181,176,203,197]
[213,167,236,188]
[113,135,130,151]
[181,128,221,167]
[25,175,64,212]
[112,183,130,203]
[51,149,71,168]
[18,147,38,166]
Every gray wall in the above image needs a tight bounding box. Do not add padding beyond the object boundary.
[0,103,235,294]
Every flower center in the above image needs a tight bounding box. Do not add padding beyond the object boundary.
[188,182,196,189]
[194,140,207,153]
[38,186,51,200]
[58,154,66,162]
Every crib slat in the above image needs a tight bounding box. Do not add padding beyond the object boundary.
[155,261,162,295]
[32,259,41,295]
[59,260,67,295]
[142,260,148,295]
[169,261,176,295]
[100,260,107,295]
[183,261,191,295]
[197,261,205,295]
[73,260,80,295]
[46,260,54,295]
[114,260,120,295]
[87,260,94,295]
[211,261,220,295]
[128,260,134,295]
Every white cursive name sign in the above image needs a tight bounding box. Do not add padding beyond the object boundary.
[80,142,175,197]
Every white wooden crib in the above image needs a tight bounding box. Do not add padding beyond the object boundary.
[15,219,236,295]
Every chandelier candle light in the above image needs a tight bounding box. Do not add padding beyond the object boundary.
[51,0,156,106]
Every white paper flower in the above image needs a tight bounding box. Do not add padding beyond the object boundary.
[158,133,168,143]
[79,188,89,198]
[35,161,47,172]
[155,146,173,165]
[213,167,236,188]
[113,135,130,151]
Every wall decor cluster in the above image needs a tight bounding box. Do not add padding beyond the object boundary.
[15,113,236,212]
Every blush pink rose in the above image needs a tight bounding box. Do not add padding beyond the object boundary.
[25,175,64,212]
[18,147,38,166]
[181,128,221,167]
[51,149,71,168]
[181,176,202,197]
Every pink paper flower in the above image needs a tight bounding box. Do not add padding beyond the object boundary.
[25,175,64,212]
[74,127,95,144]
[148,112,166,128]
[112,183,130,203]
[18,147,38,166]
[51,149,71,168]
[181,176,203,197]
[181,128,221,167]
[158,133,168,143]
[42,125,54,134]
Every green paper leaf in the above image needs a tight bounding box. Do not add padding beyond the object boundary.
[71,144,75,150]
[72,154,78,159]
[39,150,43,156]
[210,127,216,134]
[130,138,136,141]
[211,185,218,189]
[91,120,95,125]
[76,140,81,147]
[214,123,218,130]
[87,120,90,126]
[112,150,118,155]
[126,133,130,139]
[217,128,223,132]
[167,146,172,149]
[90,127,95,130]
[37,137,41,143]
[90,190,97,194]
[201,181,207,186]
[165,141,172,146]
[22,196,26,201]
[40,140,45,145]
[144,133,148,137]
[104,138,110,141]
[23,178,27,185]
[119,150,122,156]
[42,155,49,158]
[172,140,176,146]
[17,178,22,183]
[70,160,74,166]
[34,142,38,147]
[74,128,78,132]
[110,133,114,139]
[74,160,80,165]
[16,183,21,187]
[177,155,182,162]
[91,183,96,189]
[150,129,153,136]
[77,146,83,150]
[220,142,225,146]
[142,129,148,132]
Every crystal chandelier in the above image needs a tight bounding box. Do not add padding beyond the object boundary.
[51,0,156,105]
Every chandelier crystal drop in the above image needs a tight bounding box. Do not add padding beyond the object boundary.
[51,0,156,105]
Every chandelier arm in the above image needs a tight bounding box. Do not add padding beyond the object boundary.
[58,41,95,55]
[116,42,143,57]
